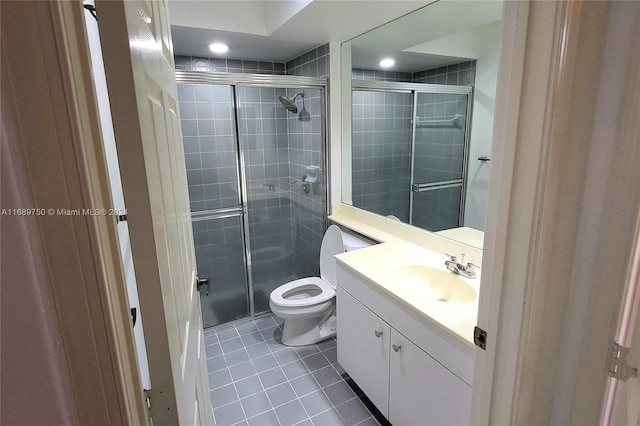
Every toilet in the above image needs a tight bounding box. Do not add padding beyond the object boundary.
[269,225,370,346]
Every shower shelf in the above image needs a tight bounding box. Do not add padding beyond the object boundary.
[415,114,464,129]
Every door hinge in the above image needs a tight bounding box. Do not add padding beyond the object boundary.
[608,342,637,381]
[83,3,97,20]
[474,326,487,350]
[143,388,152,422]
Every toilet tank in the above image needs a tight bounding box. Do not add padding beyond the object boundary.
[341,231,374,252]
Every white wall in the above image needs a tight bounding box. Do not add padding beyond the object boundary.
[403,19,503,230]
[464,21,502,230]
[330,41,346,208]
[1,80,78,426]
[169,0,270,35]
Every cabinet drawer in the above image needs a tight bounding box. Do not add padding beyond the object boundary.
[337,288,390,416]
[389,330,471,426]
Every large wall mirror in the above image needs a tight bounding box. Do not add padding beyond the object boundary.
[341,0,503,249]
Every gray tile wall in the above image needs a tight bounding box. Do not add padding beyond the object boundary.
[350,61,475,230]
[177,46,329,321]
[285,45,330,78]
[412,60,476,85]
[352,68,413,82]
[285,87,326,278]
[237,86,297,312]
[410,62,474,231]
[175,56,286,74]
[352,60,476,85]
[411,186,463,231]
[412,89,467,233]
[194,216,249,327]
[179,84,240,212]
[284,46,328,278]
[413,93,467,184]
[351,90,413,222]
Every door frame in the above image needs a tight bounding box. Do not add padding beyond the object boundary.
[11,0,639,424]
[2,1,147,423]
[475,0,640,424]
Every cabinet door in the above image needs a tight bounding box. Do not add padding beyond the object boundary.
[337,288,391,416]
[389,330,471,426]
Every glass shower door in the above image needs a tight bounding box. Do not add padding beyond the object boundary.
[410,92,471,231]
[237,86,327,314]
[351,89,414,222]
[178,83,249,327]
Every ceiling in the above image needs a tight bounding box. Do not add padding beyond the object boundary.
[351,48,470,73]
[168,0,434,61]
[350,0,504,72]
[168,0,503,72]
[171,25,312,62]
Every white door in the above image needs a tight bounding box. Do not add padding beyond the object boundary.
[97,0,212,424]
[82,0,151,391]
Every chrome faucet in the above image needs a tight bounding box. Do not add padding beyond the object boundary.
[445,254,479,278]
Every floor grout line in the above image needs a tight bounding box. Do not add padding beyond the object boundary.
[208,314,379,426]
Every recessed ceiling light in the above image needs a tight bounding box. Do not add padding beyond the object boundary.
[379,58,396,68]
[208,43,229,54]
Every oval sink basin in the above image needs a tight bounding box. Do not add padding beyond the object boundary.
[394,265,476,304]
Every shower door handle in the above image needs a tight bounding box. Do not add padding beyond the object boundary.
[195,275,210,296]
[411,180,463,192]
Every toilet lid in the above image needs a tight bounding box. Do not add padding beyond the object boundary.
[319,225,345,289]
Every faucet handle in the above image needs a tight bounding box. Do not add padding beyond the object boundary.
[466,262,479,272]
[445,253,457,262]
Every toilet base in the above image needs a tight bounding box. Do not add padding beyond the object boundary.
[281,314,337,346]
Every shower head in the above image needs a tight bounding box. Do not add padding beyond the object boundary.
[278,96,298,113]
[278,92,304,113]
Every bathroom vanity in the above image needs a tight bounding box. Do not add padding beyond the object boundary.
[334,240,478,425]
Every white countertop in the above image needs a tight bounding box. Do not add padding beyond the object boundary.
[336,240,480,347]
[329,203,482,266]
[436,227,484,250]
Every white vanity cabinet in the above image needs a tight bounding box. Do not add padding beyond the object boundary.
[388,330,471,425]
[336,264,473,425]
[337,287,390,415]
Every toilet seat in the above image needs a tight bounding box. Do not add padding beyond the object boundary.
[269,277,335,308]
[268,225,371,345]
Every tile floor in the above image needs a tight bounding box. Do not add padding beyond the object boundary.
[205,314,388,426]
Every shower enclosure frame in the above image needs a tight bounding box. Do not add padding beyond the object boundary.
[351,79,474,228]
[176,70,329,322]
